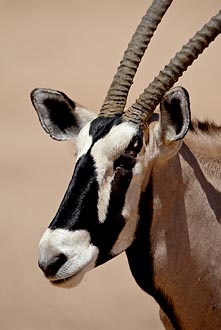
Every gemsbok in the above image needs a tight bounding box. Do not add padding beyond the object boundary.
[31,1,221,329]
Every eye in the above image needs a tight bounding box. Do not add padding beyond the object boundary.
[113,133,143,171]
[126,134,143,154]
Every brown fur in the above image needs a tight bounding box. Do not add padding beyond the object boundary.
[185,120,221,181]
[148,117,221,330]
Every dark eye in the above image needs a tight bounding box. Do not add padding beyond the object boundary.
[113,132,143,171]
[114,153,136,171]
[126,134,143,154]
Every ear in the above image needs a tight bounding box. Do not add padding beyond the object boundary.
[30,88,96,141]
[160,86,191,144]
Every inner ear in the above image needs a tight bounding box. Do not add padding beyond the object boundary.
[31,88,96,141]
[31,88,81,141]
[160,86,191,143]
[42,91,77,131]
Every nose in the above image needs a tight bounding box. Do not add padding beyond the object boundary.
[38,253,67,278]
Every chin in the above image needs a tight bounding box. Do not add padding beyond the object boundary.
[50,271,85,289]
[48,256,97,289]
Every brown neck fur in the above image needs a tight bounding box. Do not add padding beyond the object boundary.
[150,137,221,330]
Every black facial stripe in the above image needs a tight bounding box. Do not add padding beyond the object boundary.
[108,168,133,218]
[49,154,99,230]
[126,174,182,330]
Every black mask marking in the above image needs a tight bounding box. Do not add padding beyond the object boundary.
[49,154,99,230]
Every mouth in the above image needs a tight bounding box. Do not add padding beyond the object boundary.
[50,275,75,286]
[47,257,97,289]
[49,270,84,288]
[49,268,86,288]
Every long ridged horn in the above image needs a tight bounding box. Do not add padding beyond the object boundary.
[99,0,173,117]
[123,10,221,127]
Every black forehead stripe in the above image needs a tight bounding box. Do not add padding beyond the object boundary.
[89,115,123,143]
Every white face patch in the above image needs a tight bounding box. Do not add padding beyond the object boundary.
[91,121,139,223]
[39,228,99,288]
[91,121,138,163]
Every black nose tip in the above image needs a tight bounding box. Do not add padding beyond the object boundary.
[38,253,67,278]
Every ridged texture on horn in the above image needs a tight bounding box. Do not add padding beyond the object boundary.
[99,0,173,117]
[123,10,221,127]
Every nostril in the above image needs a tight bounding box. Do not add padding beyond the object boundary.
[38,253,67,278]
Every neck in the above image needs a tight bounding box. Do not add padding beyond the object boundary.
[126,139,221,330]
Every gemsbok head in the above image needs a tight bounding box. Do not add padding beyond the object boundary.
[31,1,221,329]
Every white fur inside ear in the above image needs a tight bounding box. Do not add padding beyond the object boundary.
[150,117,183,162]
[74,104,96,130]
[161,110,177,144]
[160,87,190,144]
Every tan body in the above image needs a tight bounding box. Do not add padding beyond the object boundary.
[149,127,221,329]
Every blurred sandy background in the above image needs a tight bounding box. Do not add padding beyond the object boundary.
[1,1,221,329]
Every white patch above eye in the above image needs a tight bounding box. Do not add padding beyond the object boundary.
[91,121,138,162]
[91,121,138,181]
